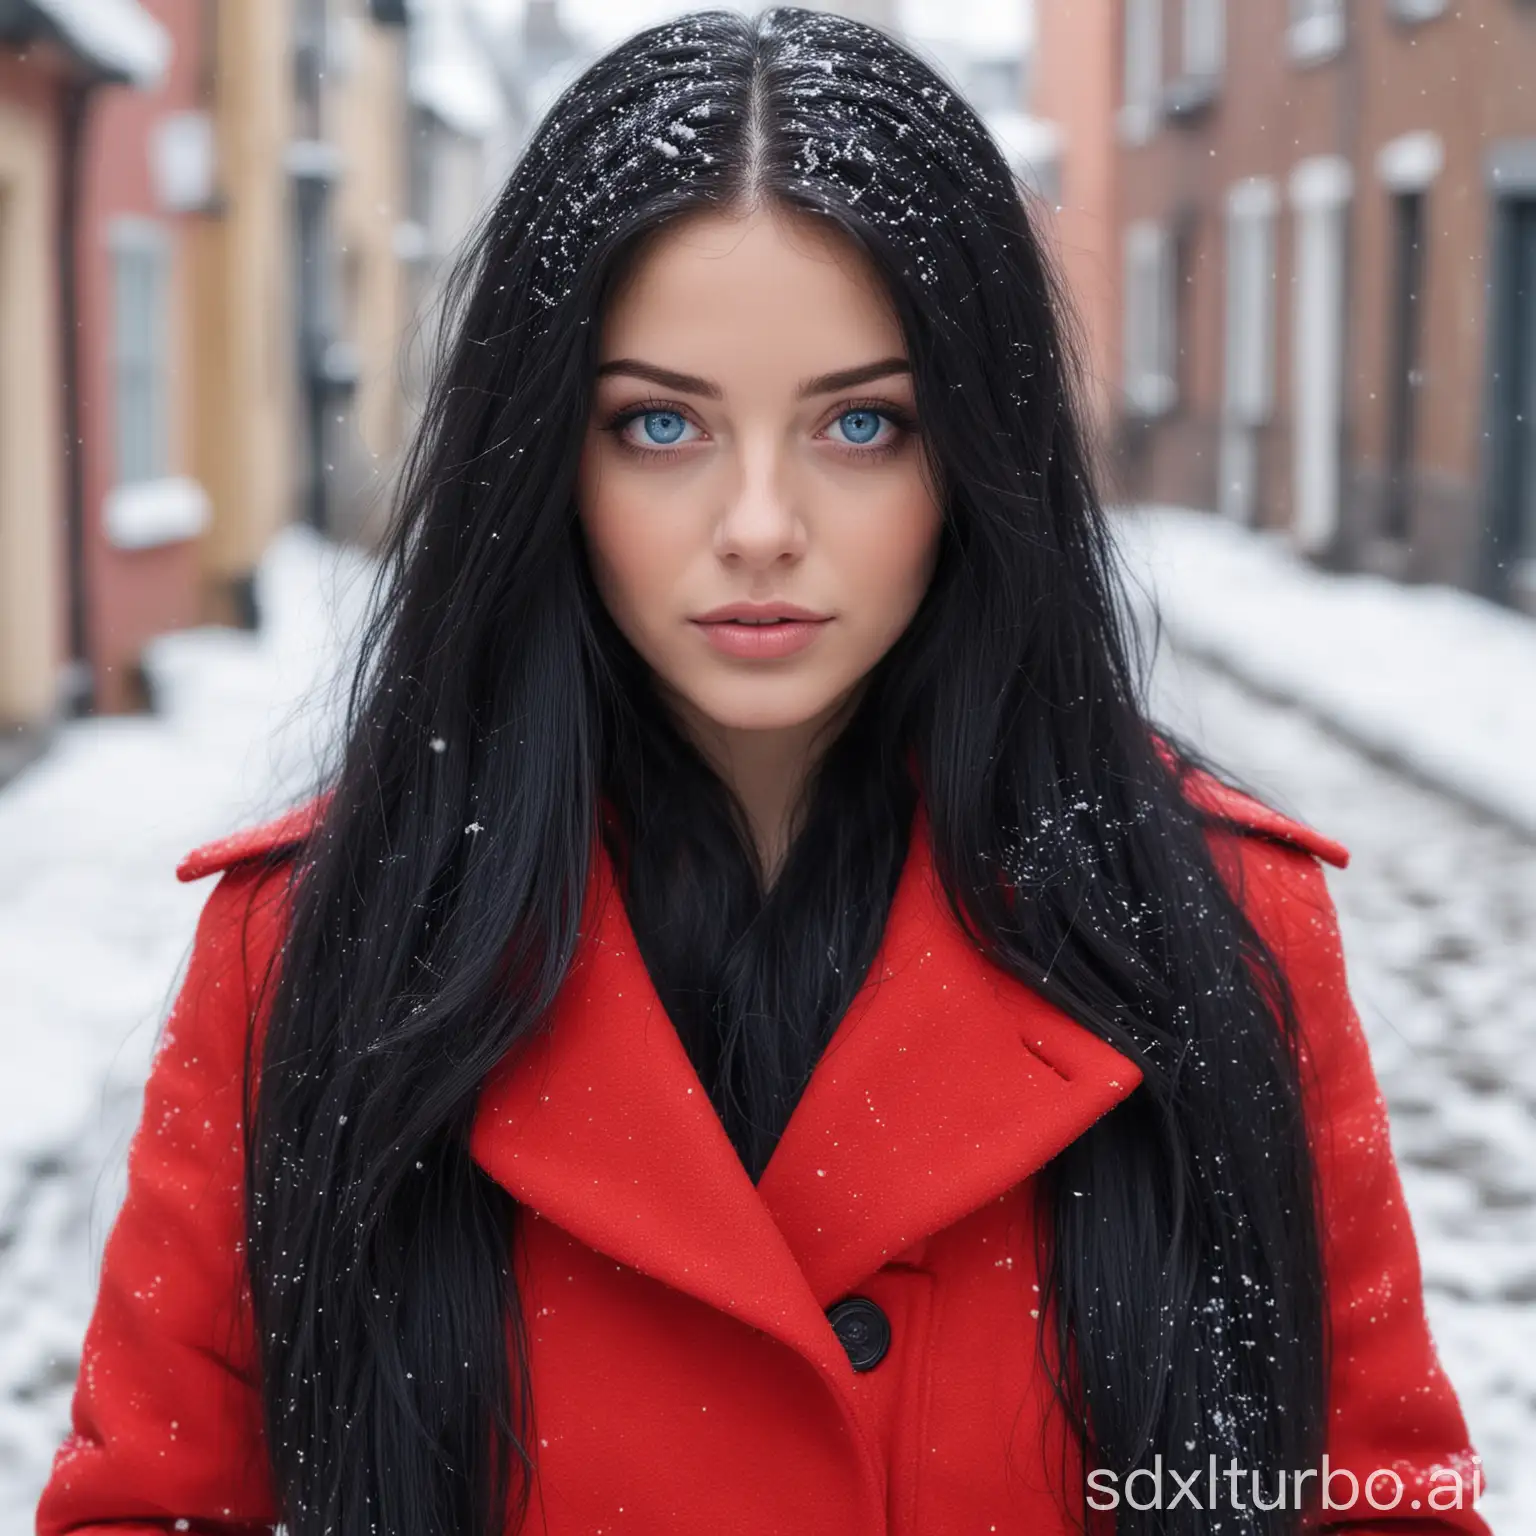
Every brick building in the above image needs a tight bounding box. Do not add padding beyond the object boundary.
[1,0,419,782]
[1031,0,1121,445]
[77,0,209,713]
[0,0,171,763]
[1038,0,1536,610]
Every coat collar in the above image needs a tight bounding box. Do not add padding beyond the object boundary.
[174,765,1338,1389]
[466,799,1143,1381]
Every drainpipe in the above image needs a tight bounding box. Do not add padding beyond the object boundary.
[58,75,97,717]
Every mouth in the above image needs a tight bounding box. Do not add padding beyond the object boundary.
[693,604,833,625]
[702,617,827,627]
[688,609,834,658]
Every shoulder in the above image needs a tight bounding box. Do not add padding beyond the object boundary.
[160,801,328,1071]
[176,794,331,883]
[1166,766,1358,1056]
[174,796,328,1008]
[1157,750,1351,981]
[1172,759,1350,872]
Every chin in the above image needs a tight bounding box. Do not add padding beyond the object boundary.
[684,684,846,737]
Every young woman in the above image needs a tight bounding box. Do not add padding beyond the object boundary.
[38,9,1488,1536]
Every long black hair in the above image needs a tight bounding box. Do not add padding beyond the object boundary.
[243,9,1326,1534]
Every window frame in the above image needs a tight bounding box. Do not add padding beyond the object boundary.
[1222,177,1279,428]
[1123,218,1179,418]
[1182,0,1225,82]
[1118,0,1163,146]
[107,216,172,491]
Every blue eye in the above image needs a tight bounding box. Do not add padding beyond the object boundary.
[831,409,887,446]
[637,410,689,445]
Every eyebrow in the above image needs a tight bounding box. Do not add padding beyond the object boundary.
[593,356,912,400]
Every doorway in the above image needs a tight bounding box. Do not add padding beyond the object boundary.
[1383,190,1426,545]
[1509,203,1536,586]
[1486,192,1536,608]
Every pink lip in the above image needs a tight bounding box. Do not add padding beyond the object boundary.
[690,606,833,660]
[694,601,830,623]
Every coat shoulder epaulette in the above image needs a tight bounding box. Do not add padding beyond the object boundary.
[175,796,328,883]
[1178,764,1350,870]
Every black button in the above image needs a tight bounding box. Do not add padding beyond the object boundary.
[827,1296,890,1372]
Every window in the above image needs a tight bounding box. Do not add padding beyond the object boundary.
[1481,146,1536,608]
[1183,0,1225,80]
[1288,155,1353,552]
[105,218,209,550]
[1218,179,1276,524]
[1124,220,1177,417]
[1223,180,1277,425]
[1163,0,1223,118]
[1119,0,1162,145]
[1288,0,1344,65]
[110,219,170,487]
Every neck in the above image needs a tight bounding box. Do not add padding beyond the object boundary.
[665,684,864,886]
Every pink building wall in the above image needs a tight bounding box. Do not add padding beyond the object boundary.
[76,0,204,712]
[1031,0,1121,452]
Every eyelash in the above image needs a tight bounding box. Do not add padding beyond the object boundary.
[601,396,918,464]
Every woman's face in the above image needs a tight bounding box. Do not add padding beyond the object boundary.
[576,205,943,756]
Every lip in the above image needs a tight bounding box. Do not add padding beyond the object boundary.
[693,601,832,623]
[689,603,834,661]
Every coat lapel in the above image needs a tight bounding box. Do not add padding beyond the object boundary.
[468,832,849,1378]
[756,804,1143,1305]
[469,801,1142,1368]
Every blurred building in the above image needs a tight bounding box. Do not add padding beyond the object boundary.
[288,0,412,553]
[186,0,295,633]
[0,0,421,779]
[0,0,173,753]
[1035,1,1536,612]
[79,0,207,714]
[189,0,412,609]
[1031,0,1119,440]
[395,0,523,430]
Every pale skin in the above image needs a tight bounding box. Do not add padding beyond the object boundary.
[576,204,945,885]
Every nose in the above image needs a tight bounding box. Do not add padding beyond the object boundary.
[713,432,806,568]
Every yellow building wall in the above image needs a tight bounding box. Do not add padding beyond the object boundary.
[329,3,410,550]
[189,0,295,617]
[0,96,65,727]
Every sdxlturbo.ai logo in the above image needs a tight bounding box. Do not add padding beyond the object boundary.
[1087,1455,1483,1514]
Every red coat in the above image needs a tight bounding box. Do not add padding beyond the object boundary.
[37,775,1490,1535]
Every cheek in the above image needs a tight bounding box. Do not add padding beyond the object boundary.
[576,447,673,627]
[836,482,944,632]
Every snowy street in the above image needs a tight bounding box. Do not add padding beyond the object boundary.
[0,524,1530,1533]
[1147,650,1534,1535]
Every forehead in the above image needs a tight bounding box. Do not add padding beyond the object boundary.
[597,206,905,374]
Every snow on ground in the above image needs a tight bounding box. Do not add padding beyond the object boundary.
[0,526,372,1530]
[0,513,1529,1531]
[1118,508,1532,1531]
[1145,647,1533,1536]
[1112,505,1536,837]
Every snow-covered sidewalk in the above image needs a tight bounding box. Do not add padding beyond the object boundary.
[0,526,371,1209]
[0,526,371,1526]
[1111,506,1536,837]
[1146,650,1531,1536]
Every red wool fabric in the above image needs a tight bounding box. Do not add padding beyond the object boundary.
[36,778,1490,1535]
